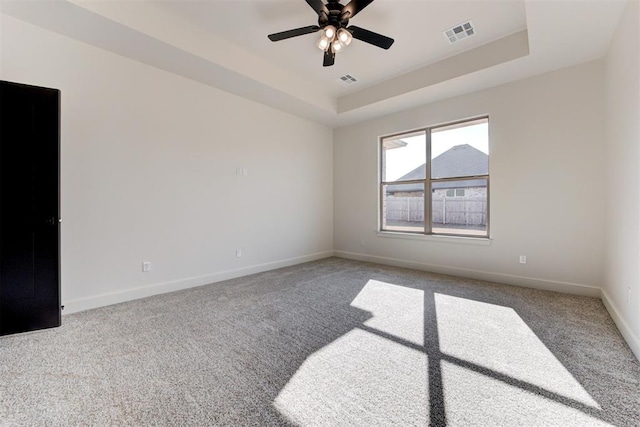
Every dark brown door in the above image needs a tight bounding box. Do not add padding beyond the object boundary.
[1,80,61,336]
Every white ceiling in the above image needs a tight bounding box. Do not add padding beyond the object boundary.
[159,0,527,97]
[1,0,628,127]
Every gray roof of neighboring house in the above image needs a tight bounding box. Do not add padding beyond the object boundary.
[387,144,488,193]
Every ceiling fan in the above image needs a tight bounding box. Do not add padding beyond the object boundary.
[267,0,394,67]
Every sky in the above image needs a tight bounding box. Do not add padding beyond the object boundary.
[384,122,488,181]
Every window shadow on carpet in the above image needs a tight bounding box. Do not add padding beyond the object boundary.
[271,260,639,426]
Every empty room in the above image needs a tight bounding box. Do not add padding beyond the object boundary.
[1,0,639,425]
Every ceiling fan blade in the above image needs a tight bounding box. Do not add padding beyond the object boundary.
[348,25,394,49]
[323,47,335,67]
[268,25,320,42]
[341,0,375,19]
[305,0,329,16]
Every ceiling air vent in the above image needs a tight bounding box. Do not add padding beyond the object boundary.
[336,74,358,86]
[444,20,476,44]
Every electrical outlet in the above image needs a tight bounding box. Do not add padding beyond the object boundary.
[236,249,242,258]
[360,238,365,247]
[142,261,151,272]
[519,255,527,264]
[628,287,631,305]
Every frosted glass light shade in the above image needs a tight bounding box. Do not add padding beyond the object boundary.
[317,36,330,50]
[324,25,337,39]
[337,28,352,45]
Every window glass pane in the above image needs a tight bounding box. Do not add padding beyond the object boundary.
[431,118,488,179]
[382,183,425,233]
[431,179,487,236]
[382,131,426,182]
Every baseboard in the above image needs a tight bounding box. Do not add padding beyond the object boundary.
[62,251,334,314]
[333,250,601,297]
[601,289,640,361]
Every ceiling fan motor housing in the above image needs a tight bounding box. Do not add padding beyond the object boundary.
[320,0,350,30]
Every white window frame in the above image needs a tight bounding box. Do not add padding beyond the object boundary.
[379,116,490,239]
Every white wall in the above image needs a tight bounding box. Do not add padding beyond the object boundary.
[1,15,334,312]
[334,61,606,295]
[603,0,640,358]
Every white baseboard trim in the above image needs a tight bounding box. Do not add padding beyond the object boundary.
[62,251,334,315]
[334,250,601,297]
[601,289,640,361]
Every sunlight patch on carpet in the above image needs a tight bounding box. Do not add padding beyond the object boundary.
[273,328,428,425]
[350,280,424,345]
[435,293,601,409]
[440,361,612,426]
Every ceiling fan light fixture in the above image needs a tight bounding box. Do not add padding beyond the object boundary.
[317,36,331,50]
[324,25,337,39]
[337,28,352,45]
[266,0,395,67]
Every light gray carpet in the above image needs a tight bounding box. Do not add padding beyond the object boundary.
[1,257,639,426]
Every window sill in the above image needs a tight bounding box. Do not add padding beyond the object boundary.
[376,231,492,245]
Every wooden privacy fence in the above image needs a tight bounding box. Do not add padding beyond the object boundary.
[385,196,487,226]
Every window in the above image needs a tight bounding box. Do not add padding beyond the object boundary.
[380,117,489,237]
[445,189,466,197]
